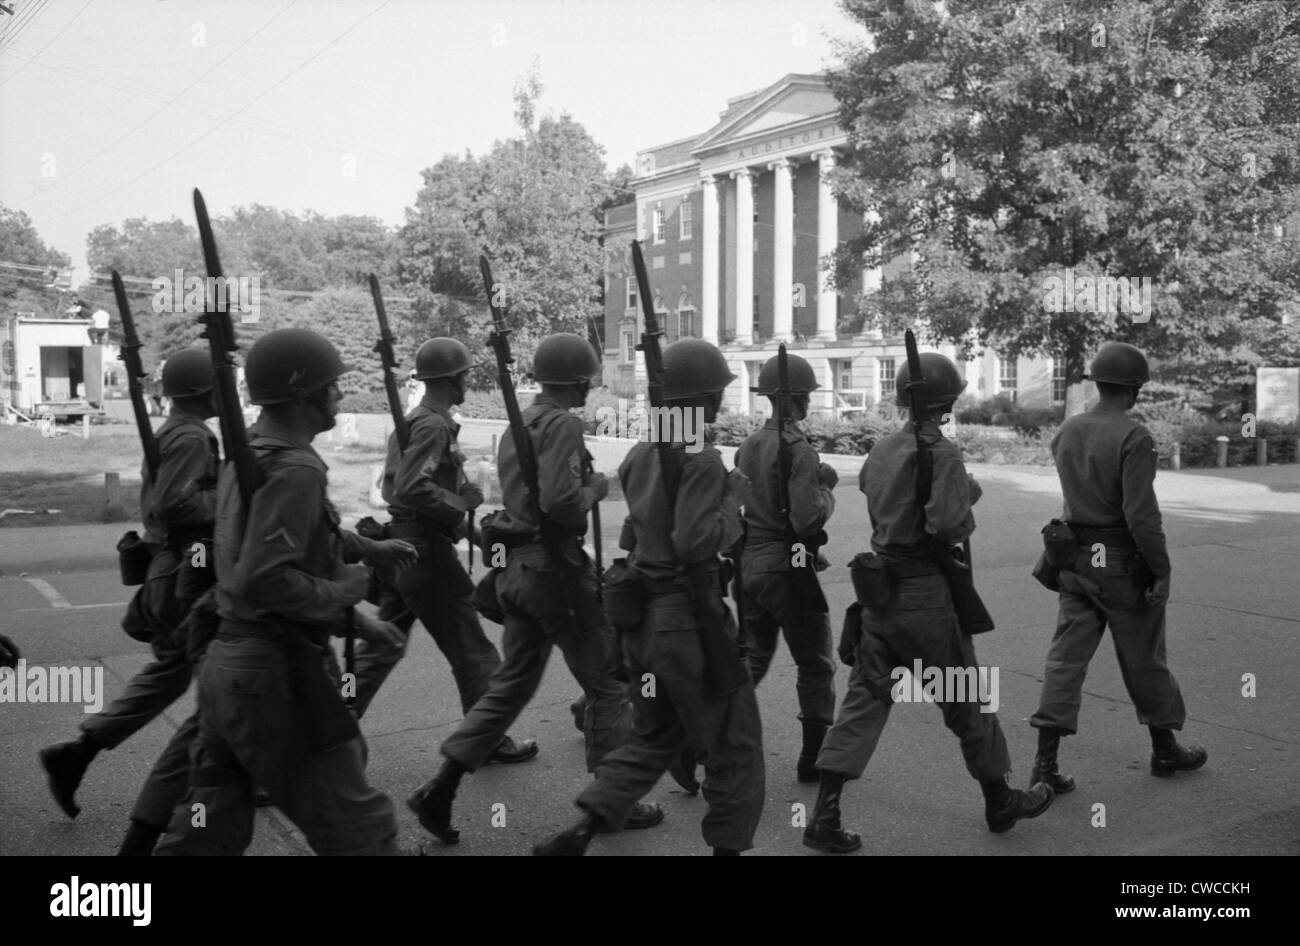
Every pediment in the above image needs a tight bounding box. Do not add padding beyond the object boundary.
[695,76,838,151]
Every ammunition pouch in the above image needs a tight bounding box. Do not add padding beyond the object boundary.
[849,552,892,609]
[602,558,647,628]
[121,588,156,644]
[470,568,505,625]
[1031,552,1061,592]
[1041,519,1078,568]
[838,602,863,665]
[117,531,151,586]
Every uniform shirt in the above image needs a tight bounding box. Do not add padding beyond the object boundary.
[860,421,975,554]
[214,423,368,629]
[384,396,468,529]
[1051,407,1170,576]
[736,419,835,566]
[619,440,745,582]
[140,412,219,546]
[497,394,599,538]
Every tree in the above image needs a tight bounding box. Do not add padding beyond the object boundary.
[828,0,1300,411]
[398,68,613,374]
[0,203,73,316]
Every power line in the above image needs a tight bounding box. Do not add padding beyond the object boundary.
[0,0,50,51]
[0,0,87,86]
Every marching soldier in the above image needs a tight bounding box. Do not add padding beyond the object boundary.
[40,349,219,852]
[1028,342,1206,790]
[154,328,412,855]
[534,339,765,856]
[736,353,838,782]
[805,352,1053,854]
[408,333,662,844]
[350,337,536,763]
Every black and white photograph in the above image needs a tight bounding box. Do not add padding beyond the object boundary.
[0,0,1294,907]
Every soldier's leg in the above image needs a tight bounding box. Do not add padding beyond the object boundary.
[816,613,896,780]
[552,620,627,771]
[1029,574,1108,735]
[80,632,193,750]
[277,735,399,856]
[350,623,412,719]
[1108,602,1186,730]
[121,711,200,853]
[740,573,782,686]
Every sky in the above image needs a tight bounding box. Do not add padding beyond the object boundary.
[0,0,865,277]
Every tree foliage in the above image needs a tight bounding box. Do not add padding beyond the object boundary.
[0,203,73,316]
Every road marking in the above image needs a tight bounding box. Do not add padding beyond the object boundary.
[22,577,72,609]
[17,601,128,613]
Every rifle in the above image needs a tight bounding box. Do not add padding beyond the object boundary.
[631,240,748,697]
[773,343,829,613]
[480,254,588,623]
[112,271,161,483]
[902,328,995,635]
[369,274,410,452]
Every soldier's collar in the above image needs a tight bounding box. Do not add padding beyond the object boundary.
[248,418,317,451]
[417,395,458,425]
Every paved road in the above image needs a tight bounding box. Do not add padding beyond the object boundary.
[2,460,1297,856]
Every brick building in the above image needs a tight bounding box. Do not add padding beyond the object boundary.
[601,73,1058,415]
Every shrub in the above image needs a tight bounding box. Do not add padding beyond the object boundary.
[955,395,1063,434]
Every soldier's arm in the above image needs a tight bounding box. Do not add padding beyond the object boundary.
[392,416,466,525]
[925,441,975,543]
[672,452,740,563]
[788,443,834,536]
[537,413,593,534]
[153,430,218,525]
[232,466,361,625]
[1121,428,1171,576]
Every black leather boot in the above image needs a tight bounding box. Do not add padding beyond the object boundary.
[117,819,164,856]
[802,770,862,853]
[407,757,466,844]
[486,734,540,764]
[796,720,828,784]
[984,776,1054,833]
[39,733,101,819]
[1030,727,1076,794]
[533,812,600,856]
[1149,728,1208,777]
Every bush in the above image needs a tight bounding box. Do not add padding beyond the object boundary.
[340,389,389,414]
[955,395,1063,434]
[1169,420,1298,467]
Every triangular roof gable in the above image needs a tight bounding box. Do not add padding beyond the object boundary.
[693,74,837,152]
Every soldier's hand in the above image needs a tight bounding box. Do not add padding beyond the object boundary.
[459,483,485,510]
[725,468,751,505]
[817,463,839,489]
[1145,573,1171,608]
[339,564,372,605]
[369,539,418,569]
[967,473,983,504]
[351,609,405,649]
[0,633,19,669]
[589,472,609,502]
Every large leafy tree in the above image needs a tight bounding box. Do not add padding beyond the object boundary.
[828,0,1300,410]
[0,203,73,316]
[398,68,616,374]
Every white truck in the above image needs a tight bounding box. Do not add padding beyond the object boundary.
[0,313,107,422]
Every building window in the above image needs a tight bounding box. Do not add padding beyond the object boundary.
[878,357,896,400]
[626,277,637,311]
[998,354,1018,402]
[622,331,635,364]
[679,201,692,240]
[1051,356,1067,404]
[834,358,853,392]
[678,307,698,339]
[653,207,665,244]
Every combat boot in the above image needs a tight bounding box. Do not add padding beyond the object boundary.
[1149,728,1208,777]
[533,812,601,856]
[623,801,665,830]
[1030,727,1076,794]
[802,770,862,854]
[117,819,163,856]
[407,757,466,844]
[796,720,828,784]
[39,733,101,818]
[487,734,540,764]
[984,777,1054,833]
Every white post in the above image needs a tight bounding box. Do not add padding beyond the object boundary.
[770,158,794,343]
[732,167,754,345]
[700,175,720,345]
[815,150,839,341]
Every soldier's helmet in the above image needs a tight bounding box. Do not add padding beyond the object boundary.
[752,352,820,394]
[894,353,967,408]
[661,339,737,399]
[245,328,352,405]
[414,338,476,380]
[1085,342,1149,387]
[160,348,214,397]
[533,333,600,385]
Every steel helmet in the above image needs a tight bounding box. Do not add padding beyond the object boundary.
[160,348,214,397]
[661,339,736,399]
[752,352,820,394]
[532,333,600,385]
[894,353,967,408]
[245,328,352,405]
[414,338,476,380]
[1085,342,1149,387]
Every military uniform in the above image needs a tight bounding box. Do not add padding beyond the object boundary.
[351,396,501,716]
[1030,410,1186,735]
[572,438,766,852]
[735,418,836,761]
[155,423,397,855]
[817,423,1010,782]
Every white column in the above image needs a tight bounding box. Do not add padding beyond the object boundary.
[770,158,794,343]
[815,150,839,341]
[700,175,720,345]
[859,208,883,339]
[732,167,754,345]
